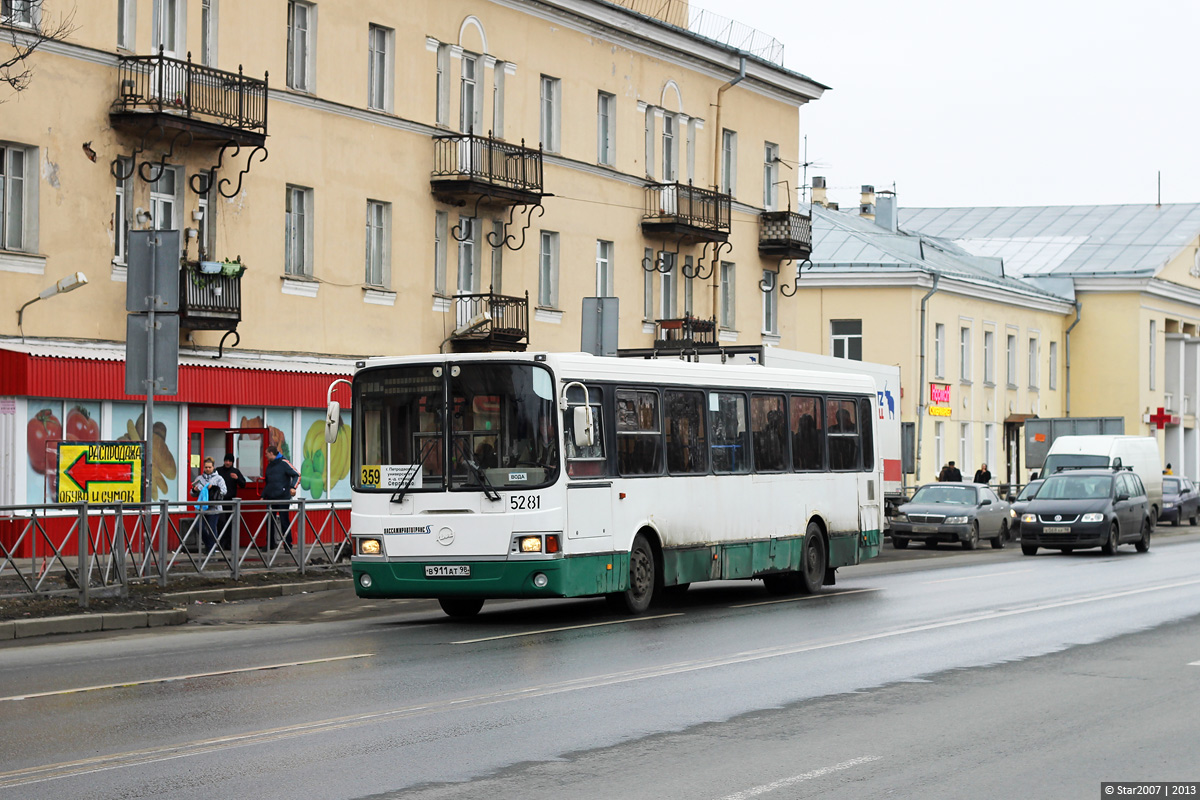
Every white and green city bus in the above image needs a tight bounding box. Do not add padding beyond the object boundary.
[336,352,883,617]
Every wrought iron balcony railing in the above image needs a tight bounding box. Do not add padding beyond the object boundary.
[432,133,543,199]
[449,291,529,351]
[180,263,242,331]
[654,314,718,349]
[113,48,268,135]
[642,182,731,238]
[758,209,813,259]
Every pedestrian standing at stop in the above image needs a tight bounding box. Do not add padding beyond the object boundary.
[263,444,300,549]
[216,453,246,549]
[974,463,992,484]
[192,457,227,552]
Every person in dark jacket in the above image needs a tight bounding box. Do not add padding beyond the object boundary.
[973,463,992,484]
[216,453,247,549]
[263,444,300,549]
[942,460,963,482]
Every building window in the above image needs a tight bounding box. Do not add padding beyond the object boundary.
[721,129,737,195]
[538,230,559,307]
[153,0,182,55]
[763,142,779,210]
[284,184,313,277]
[984,423,995,470]
[683,258,694,315]
[1149,320,1156,390]
[597,92,615,166]
[490,220,503,292]
[459,53,479,134]
[149,165,179,233]
[435,44,449,125]
[960,422,971,473]
[762,271,778,334]
[1006,333,1017,387]
[960,325,971,381]
[457,216,478,293]
[595,239,613,297]
[831,320,862,360]
[983,329,995,384]
[365,200,389,287]
[934,420,944,477]
[286,1,314,92]
[367,24,392,112]
[433,210,447,294]
[3,0,34,26]
[113,157,131,263]
[2,143,38,252]
[117,0,135,49]
[660,252,676,319]
[196,180,214,259]
[200,0,217,66]
[643,248,654,320]
[661,114,677,182]
[492,62,505,138]
[1028,337,1039,388]
[1049,341,1058,390]
[934,323,945,379]
[720,261,736,329]
[540,75,560,153]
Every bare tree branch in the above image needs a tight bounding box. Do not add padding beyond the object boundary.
[0,1,78,101]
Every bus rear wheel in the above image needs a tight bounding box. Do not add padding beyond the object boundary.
[799,522,827,594]
[438,597,485,618]
[607,533,656,614]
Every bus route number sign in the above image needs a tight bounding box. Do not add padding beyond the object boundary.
[360,464,421,490]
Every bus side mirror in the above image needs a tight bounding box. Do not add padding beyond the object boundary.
[325,401,341,444]
[573,406,595,448]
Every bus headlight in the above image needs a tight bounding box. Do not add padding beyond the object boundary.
[359,538,382,556]
[520,536,543,553]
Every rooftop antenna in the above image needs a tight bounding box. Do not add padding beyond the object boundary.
[1157,170,1162,207]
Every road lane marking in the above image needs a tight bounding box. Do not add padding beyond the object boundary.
[718,755,883,800]
[451,613,683,644]
[6,576,1200,788]
[732,588,881,607]
[0,654,374,703]
[1190,660,1200,666]
[921,569,1034,585]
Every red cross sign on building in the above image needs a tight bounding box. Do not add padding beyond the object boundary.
[1145,407,1181,430]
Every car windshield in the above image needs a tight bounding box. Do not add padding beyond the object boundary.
[1042,454,1108,476]
[1039,475,1112,500]
[910,485,977,505]
[1164,478,1180,493]
[1017,481,1043,501]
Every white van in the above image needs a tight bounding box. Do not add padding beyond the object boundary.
[1040,435,1163,522]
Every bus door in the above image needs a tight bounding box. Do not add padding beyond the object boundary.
[858,397,882,551]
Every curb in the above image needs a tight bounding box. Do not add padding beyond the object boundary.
[2,579,353,641]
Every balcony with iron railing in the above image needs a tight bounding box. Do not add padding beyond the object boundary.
[431,133,544,207]
[447,290,530,352]
[642,183,731,242]
[758,209,813,260]
[653,314,719,350]
[179,262,243,331]
[110,47,268,144]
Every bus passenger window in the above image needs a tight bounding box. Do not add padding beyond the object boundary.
[564,384,606,478]
[709,392,749,474]
[859,397,874,471]
[790,395,823,471]
[665,390,707,474]
[751,394,787,472]
[827,398,859,471]
[616,389,663,475]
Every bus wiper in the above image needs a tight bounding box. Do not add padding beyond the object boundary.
[391,438,437,504]
[455,438,501,502]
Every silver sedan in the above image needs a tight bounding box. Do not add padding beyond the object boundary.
[890,482,1012,550]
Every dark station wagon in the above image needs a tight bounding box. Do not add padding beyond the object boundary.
[1019,468,1152,556]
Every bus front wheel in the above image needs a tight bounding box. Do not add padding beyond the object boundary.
[439,597,485,618]
[608,533,656,614]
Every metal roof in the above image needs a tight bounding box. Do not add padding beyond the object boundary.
[898,204,1200,277]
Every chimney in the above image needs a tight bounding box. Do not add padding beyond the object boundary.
[859,185,875,219]
[875,190,898,232]
[811,176,828,208]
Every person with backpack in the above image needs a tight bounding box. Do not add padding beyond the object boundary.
[192,457,227,552]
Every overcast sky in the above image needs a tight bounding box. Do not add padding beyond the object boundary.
[699,0,1200,209]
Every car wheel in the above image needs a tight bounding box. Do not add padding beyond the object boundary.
[1191,513,1198,527]
[1021,542,1038,556]
[892,536,909,550]
[438,597,485,618]
[1102,521,1120,556]
[607,533,656,614]
[1135,518,1151,553]
[962,522,979,551]
[991,520,1007,549]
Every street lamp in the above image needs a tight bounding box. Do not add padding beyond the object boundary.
[17,272,89,336]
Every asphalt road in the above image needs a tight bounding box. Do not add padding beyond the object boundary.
[1,531,1198,800]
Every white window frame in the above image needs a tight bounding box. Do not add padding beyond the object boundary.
[960,325,971,382]
[720,261,736,329]
[983,329,995,384]
[763,142,779,210]
[457,216,479,294]
[435,44,450,125]
[597,92,615,166]
[959,422,971,474]
[149,165,180,234]
[367,24,393,112]
[1006,333,1018,388]
[365,200,390,287]
[643,247,654,321]
[831,320,863,361]
[152,0,182,57]
[662,113,677,182]
[433,210,447,295]
[595,239,613,297]
[3,0,36,27]
[934,323,945,379]
[721,129,737,195]
[984,423,995,471]
[284,184,314,277]
[200,0,218,66]
[113,157,131,263]
[1049,341,1058,391]
[1027,336,1039,388]
[539,75,561,153]
[762,270,778,334]
[286,1,315,92]
[659,252,676,319]
[0,142,36,253]
[492,62,506,138]
[934,420,944,476]
[117,0,136,49]
[460,53,480,134]
[538,230,559,308]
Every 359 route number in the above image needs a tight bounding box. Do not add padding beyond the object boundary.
[510,495,541,511]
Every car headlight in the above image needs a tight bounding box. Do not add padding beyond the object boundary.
[1081,513,1104,523]
[1009,509,1017,518]
[944,515,968,524]
[359,538,382,555]
[1022,513,1036,523]
[1164,502,1175,508]
[892,513,908,523]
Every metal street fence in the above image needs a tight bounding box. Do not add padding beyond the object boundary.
[0,500,350,607]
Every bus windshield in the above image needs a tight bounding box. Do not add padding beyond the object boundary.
[354,362,558,492]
